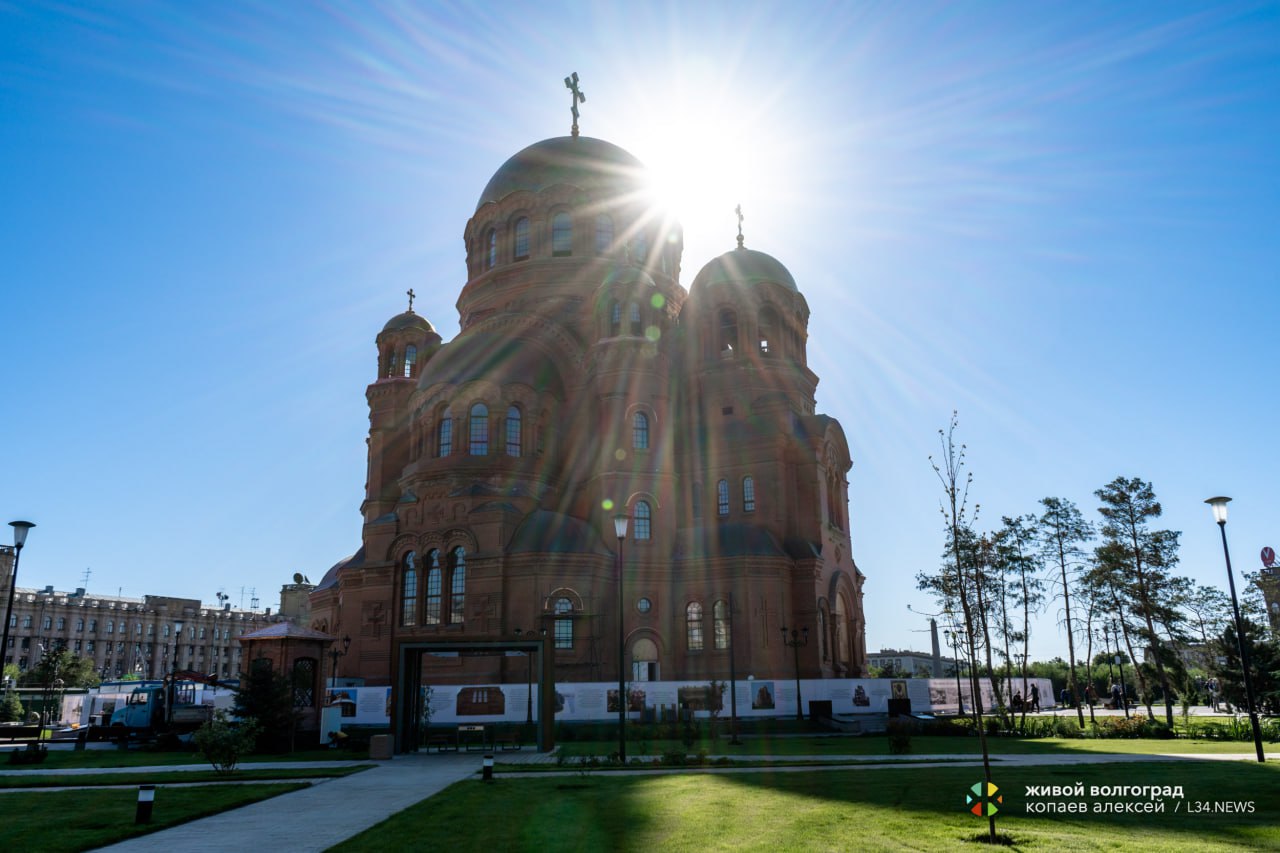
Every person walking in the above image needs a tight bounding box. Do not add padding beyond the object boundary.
[1029,683,1041,712]
[1109,681,1122,711]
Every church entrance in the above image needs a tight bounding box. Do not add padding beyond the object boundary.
[392,636,556,753]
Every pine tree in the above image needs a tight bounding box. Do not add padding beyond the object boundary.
[1038,496,1093,726]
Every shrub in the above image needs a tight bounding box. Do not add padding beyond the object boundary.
[1094,715,1148,739]
[1052,718,1082,739]
[661,749,687,766]
[194,712,260,774]
[7,744,47,765]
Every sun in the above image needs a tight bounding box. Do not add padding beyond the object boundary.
[611,75,790,266]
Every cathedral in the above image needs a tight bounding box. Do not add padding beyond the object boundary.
[308,87,866,732]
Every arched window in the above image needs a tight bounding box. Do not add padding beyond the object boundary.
[631,637,658,682]
[717,479,730,516]
[686,602,704,651]
[632,412,649,449]
[633,232,647,262]
[403,345,417,378]
[743,476,756,513]
[449,547,466,624]
[713,600,730,650]
[595,214,613,254]
[436,408,453,457]
[818,606,829,661]
[552,212,572,256]
[719,309,738,357]
[609,301,621,336]
[425,550,442,625]
[634,501,651,540]
[758,307,779,356]
[485,228,497,270]
[292,657,317,707]
[401,552,418,627]
[554,597,574,649]
[513,217,530,260]
[505,406,522,457]
[629,302,641,335]
[469,404,488,455]
[387,350,399,377]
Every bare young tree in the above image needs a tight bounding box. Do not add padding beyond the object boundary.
[930,412,998,843]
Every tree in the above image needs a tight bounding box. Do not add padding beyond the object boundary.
[1095,477,1185,727]
[995,514,1044,731]
[1213,619,1280,715]
[17,646,99,689]
[929,412,998,844]
[1177,581,1231,647]
[194,711,260,773]
[232,665,297,753]
[1038,496,1093,726]
[0,687,24,723]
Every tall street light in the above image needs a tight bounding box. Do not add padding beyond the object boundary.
[780,625,808,722]
[328,634,351,690]
[2,522,35,687]
[613,513,628,762]
[1206,497,1266,763]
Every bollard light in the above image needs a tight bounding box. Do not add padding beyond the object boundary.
[135,784,156,823]
[482,753,494,782]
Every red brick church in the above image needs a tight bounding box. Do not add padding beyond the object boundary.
[307,101,867,731]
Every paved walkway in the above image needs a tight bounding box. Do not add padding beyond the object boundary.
[0,742,1268,852]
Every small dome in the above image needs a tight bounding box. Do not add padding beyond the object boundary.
[691,247,798,293]
[476,136,648,211]
[381,310,436,335]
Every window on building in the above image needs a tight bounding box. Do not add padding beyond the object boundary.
[88,619,97,633]
[633,412,649,449]
[22,616,31,628]
[469,404,488,455]
[713,600,730,650]
[449,547,466,625]
[436,407,453,457]
[609,301,621,336]
[552,212,572,256]
[164,625,171,638]
[292,657,317,708]
[514,217,530,260]
[505,406,521,457]
[87,640,95,653]
[686,602,704,651]
[56,617,65,630]
[485,228,497,270]
[719,309,738,357]
[634,501,651,541]
[147,624,154,636]
[401,551,418,627]
[403,345,417,378]
[758,307,779,355]
[44,617,53,630]
[717,479,730,516]
[743,476,756,512]
[633,232,647,262]
[595,214,613,254]
[629,302,641,335]
[425,550,442,626]
[554,597,574,649]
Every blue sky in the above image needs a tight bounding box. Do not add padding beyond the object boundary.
[2,2,1277,662]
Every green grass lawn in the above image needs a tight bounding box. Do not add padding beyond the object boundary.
[3,784,307,852]
[333,761,1280,852]
[0,746,367,771]
[0,763,371,788]
[554,734,1272,758]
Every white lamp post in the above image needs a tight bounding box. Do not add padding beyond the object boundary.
[613,512,628,763]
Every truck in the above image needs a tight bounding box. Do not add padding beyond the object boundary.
[99,670,234,741]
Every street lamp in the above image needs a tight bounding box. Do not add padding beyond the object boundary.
[1206,496,1266,763]
[167,619,185,727]
[328,634,351,690]
[613,512,628,762]
[2,521,35,687]
[779,625,808,721]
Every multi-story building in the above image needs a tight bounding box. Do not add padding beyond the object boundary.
[867,648,960,677]
[1,546,302,681]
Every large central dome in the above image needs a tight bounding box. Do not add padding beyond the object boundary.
[475,136,648,211]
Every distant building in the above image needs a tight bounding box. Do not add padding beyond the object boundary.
[867,648,959,677]
[1,547,308,682]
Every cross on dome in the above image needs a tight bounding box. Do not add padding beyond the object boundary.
[565,72,585,137]
[406,288,416,312]
[735,204,745,249]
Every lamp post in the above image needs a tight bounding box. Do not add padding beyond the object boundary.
[613,513,628,762]
[328,634,351,690]
[780,625,808,721]
[727,593,742,745]
[2,521,35,685]
[1206,497,1266,763]
[1111,619,1130,720]
[167,619,184,728]
[514,628,539,725]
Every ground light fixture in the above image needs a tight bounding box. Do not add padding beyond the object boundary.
[1205,496,1265,763]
